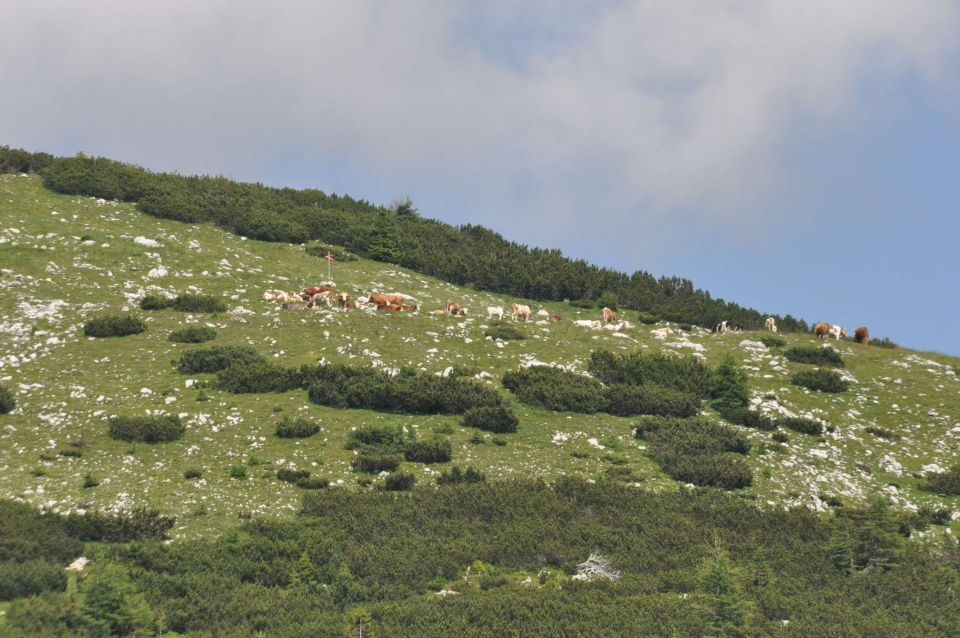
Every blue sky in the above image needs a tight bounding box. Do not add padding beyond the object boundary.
[2,1,958,354]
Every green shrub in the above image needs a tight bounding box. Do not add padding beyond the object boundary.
[83,314,146,338]
[502,367,606,413]
[404,438,453,464]
[108,415,185,442]
[588,350,713,398]
[170,293,227,313]
[709,354,750,413]
[924,464,960,495]
[663,453,753,489]
[869,337,898,349]
[635,311,659,324]
[346,425,413,452]
[0,145,55,173]
[60,507,175,541]
[462,405,520,433]
[176,345,264,373]
[596,291,619,311]
[382,472,417,491]
[715,405,777,431]
[636,416,752,489]
[781,416,824,436]
[352,451,403,473]
[0,560,68,601]
[772,431,789,443]
[436,466,486,486]
[217,362,303,393]
[275,416,321,438]
[759,335,786,348]
[784,345,844,367]
[484,323,526,340]
[604,383,700,418]
[169,326,217,343]
[865,425,900,441]
[296,477,330,490]
[569,298,596,309]
[229,465,247,480]
[792,369,849,393]
[139,293,173,310]
[82,473,100,488]
[276,469,311,483]
[183,468,202,480]
[0,383,15,414]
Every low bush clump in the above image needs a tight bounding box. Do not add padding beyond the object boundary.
[0,560,67,601]
[404,438,453,464]
[139,293,173,310]
[780,416,824,436]
[792,369,849,393]
[275,416,321,439]
[346,425,413,452]
[569,298,596,309]
[436,466,486,486]
[0,383,15,414]
[60,507,175,541]
[276,469,311,484]
[485,323,526,341]
[635,416,752,489]
[924,464,960,495]
[785,345,844,367]
[83,314,146,338]
[716,406,777,431]
[176,345,264,373]
[382,472,417,491]
[352,451,403,473]
[865,425,901,441]
[502,367,607,413]
[171,293,227,313]
[462,405,520,433]
[635,311,659,324]
[229,465,247,480]
[604,383,700,418]
[295,477,330,490]
[169,326,217,343]
[869,337,898,349]
[759,335,786,348]
[183,468,202,480]
[217,362,303,393]
[589,350,713,398]
[108,415,185,443]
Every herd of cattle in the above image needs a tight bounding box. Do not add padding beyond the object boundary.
[263,285,870,343]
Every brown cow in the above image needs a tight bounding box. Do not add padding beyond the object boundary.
[854,326,869,344]
[549,314,563,322]
[601,307,617,326]
[813,322,832,339]
[370,293,405,308]
[302,285,336,301]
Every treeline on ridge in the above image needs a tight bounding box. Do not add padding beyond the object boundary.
[0,146,806,331]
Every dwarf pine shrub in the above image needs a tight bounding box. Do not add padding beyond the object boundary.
[792,369,849,393]
[0,383,15,414]
[404,438,453,464]
[108,415,184,443]
[176,346,264,373]
[83,314,146,338]
[462,405,520,433]
[275,416,321,439]
[168,325,217,343]
[785,345,844,367]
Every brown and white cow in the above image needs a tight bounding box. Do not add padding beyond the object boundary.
[302,285,336,301]
[370,293,405,309]
[511,303,531,322]
[601,307,617,326]
[854,326,869,344]
[337,292,350,309]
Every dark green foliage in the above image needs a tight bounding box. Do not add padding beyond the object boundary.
[346,425,413,452]
[924,463,960,495]
[785,345,844,367]
[462,405,520,433]
[869,337,899,349]
[60,507,175,541]
[758,335,786,348]
[82,473,99,488]
[828,498,905,574]
[169,293,227,313]
[865,425,901,441]
[175,345,264,373]
[603,383,701,418]
[275,416,321,438]
[569,298,596,309]
[0,145,55,173]
[636,417,752,489]
[709,355,750,417]
[277,469,311,484]
[183,468,202,480]
[698,542,754,637]
[296,477,330,490]
[0,383,15,413]
[73,562,157,637]
[436,466,487,486]
[168,325,217,343]
[484,323,526,340]
[589,350,713,398]
[229,465,247,479]
[351,451,402,473]
[780,416,824,436]
[108,415,185,443]
[217,361,304,393]
[0,560,67,601]
[716,406,777,431]
[37,153,807,332]
[306,364,503,415]
[792,369,849,393]
[382,472,417,491]
[635,311,659,324]
[138,293,172,310]
[305,241,358,261]
[771,431,789,443]
[596,291,619,311]
[502,367,607,413]
[404,438,453,464]
[0,500,82,600]
[82,314,146,338]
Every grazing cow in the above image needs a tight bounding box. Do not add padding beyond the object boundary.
[511,303,532,322]
[302,285,336,300]
[715,321,730,334]
[487,306,504,320]
[370,293,405,309]
[337,292,350,309]
[650,327,673,338]
[765,317,778,333]
[309,291,334,308]
[549,314,563,322]
[854,326,869,344]
[829,324,847,340]
[601,307,617,326]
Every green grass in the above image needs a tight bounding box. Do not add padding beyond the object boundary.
[1,174,958,538]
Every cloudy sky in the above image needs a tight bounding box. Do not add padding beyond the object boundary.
[3,1,959,354]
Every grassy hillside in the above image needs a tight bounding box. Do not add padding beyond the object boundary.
[1,173,958,539]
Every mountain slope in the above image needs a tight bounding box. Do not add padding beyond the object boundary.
[0,173,958,539]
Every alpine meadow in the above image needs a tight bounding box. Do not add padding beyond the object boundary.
[0,147,958,637]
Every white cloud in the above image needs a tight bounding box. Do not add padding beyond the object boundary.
[1,1,957,236]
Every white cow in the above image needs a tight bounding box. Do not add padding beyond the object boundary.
[829,324,846,340]
[487,306,504,320]
[765,317,778,333]
[511,303,532,322]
